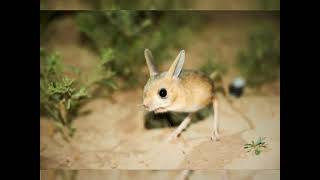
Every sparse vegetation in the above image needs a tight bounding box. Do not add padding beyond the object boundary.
[40,48,90,141]
[40,11,208,136]
[40,47,116,141]
[40,11,280,170]
[76,11,204,89]
[244,137,268,155]
[40,11,279,134]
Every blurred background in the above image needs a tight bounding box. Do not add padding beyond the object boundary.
[40,0,280,10]
[40,11,280,169]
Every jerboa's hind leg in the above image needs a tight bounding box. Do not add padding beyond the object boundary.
[211,96,220,141]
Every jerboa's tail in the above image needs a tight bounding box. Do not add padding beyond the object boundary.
[209,71,255,130]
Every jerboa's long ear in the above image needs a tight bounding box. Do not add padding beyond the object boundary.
[166,50,185,79]
[144,49,158,77]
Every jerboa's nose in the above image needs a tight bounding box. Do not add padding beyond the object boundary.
[143,103,149,108]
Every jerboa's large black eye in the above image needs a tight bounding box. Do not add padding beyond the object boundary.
[159,88,167,98]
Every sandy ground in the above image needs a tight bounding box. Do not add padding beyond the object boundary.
[41,169,280,180]
[40,87,279,169]
[40,13,280,170]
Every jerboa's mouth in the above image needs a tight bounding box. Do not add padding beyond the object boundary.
[153,107,167,113]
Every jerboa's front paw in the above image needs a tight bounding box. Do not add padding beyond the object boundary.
[166,132,179,142]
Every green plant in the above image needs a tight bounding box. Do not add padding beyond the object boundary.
[76,11,203,89]
[40,48,90,141]
[244,137,268,155]
[89,48,118,96]
[40,47,117,141]
[237,23,280,87]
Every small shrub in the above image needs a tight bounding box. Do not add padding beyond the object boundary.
[40,48,90,141]
[89,48,118,95]
[40,48,116,141]
[244,137,268,155]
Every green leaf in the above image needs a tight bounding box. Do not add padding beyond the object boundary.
[62,77,74,87]
[141,19,152,28]
[256,138,262,144]
[69,127,76,137]
[256,137,266,146]
[255,149,261,155]
[72,87,89,99]
[101,48,115,64]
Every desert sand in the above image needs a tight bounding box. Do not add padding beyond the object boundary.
[40,88,279,169]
